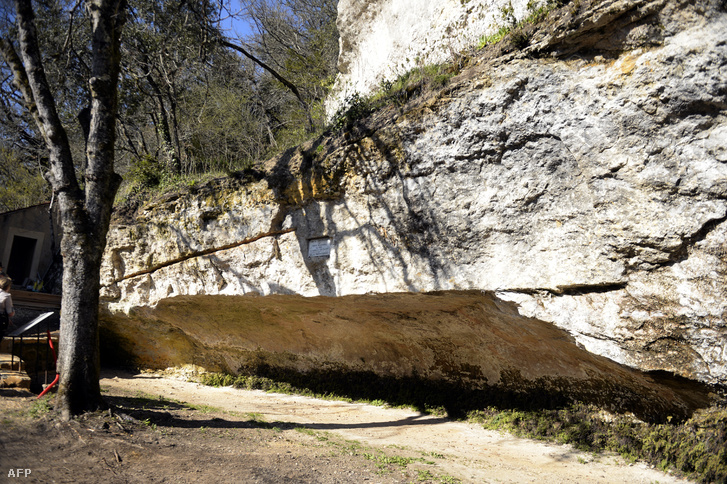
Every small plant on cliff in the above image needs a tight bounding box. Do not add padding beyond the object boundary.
[330,63,457,131]
[477,25,511,48]
[477,0,520,48]
[380,63,457,104]
[500,0,517,27]
[128,155,165,189]
[476,0,565,49]
[330,92,373,130]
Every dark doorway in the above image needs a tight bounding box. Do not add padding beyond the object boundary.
[6,235,38,284]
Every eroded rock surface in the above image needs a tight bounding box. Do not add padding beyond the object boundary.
[100,291,714,422]
[101,0,727,409]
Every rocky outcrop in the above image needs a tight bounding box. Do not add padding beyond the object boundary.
[99,291,713,421]
[101,0,726,411]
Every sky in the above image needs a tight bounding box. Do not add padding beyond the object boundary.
[219,0,255,40]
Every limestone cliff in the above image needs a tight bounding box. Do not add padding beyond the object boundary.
[100,0,726,413]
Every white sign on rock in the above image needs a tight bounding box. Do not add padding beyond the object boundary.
[308,238,331,258]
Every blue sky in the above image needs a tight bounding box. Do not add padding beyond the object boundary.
[219,0,255,40]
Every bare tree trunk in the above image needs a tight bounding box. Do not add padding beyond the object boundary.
[56,232,105,415]
[2,0,127,419]
[57,0,125,420]
[145,69,181,175]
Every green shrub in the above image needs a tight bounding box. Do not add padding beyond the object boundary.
[128,155,165,189]
[331,92,373,130]
[199,373,235,387]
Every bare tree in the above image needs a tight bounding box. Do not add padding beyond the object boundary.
[220,37,315,131]
[0,0,127,419]
[213,0,338,135]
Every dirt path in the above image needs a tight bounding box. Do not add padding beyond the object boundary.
[99,370,692,484]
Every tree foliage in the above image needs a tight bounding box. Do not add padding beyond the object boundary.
[0,147,50,211]
[119,0,220,176]
[115,0,339,188]
[233,0,339,135]
[0,0,339,204]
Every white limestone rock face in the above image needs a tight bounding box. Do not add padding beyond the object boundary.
[499,220,727,383]
[326,0,538,118]
[102,0,727,385]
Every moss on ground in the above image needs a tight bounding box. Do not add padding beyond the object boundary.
[470,404,727,484]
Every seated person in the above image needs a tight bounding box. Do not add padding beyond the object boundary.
[0,276,15,346]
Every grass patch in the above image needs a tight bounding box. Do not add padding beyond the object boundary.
[295,427,330,442]
[438,475,462,483]
[27,396,53,419]
[363,451,423,467]
[141,417,157,431]
[477,25,512,48]
[199,372,236,387]
[293,427,459,482]
[469,404,727,483]
[199,371,357,403]
[477,0,565,49]
[245,412,266,422]
[184,403,217,414]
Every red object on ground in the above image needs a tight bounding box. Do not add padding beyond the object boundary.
[37,327,58,399]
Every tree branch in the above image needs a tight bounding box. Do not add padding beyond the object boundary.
[13,0,81,199]
[84,0,127,230]
[0,36,45,140]
[221,38,313,131]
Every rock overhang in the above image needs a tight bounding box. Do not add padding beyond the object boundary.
[100,0,727,417]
